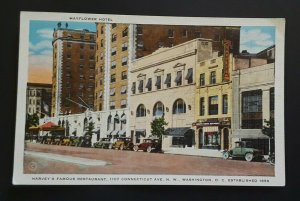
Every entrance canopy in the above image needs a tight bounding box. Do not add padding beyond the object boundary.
[232,129,269,139]
[165,127,192,137]
[40,121,64,131]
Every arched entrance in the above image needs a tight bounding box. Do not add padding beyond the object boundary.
[223,127,229,150]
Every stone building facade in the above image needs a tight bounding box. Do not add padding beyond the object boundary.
[51,24,96,116]
[194,52,234,150]
[94,24,240,112]
[130,39,214,150]
[232,55,275,154]
[27,83,52,117]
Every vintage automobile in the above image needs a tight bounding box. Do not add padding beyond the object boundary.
[110,137,134,150]
[222,141,263,162]
[69,136,80,146]
[60,137,71,146]
[94,138,112,149]
[133,138,162,153]
[79,135,92,147]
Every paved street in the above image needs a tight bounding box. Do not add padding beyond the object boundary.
[24,143,274,176]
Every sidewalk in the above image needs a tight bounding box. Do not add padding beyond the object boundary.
[162,147,223,158]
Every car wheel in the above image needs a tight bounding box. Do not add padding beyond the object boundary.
[133,145,139,152]
[222,151,230,160]
[245,153,254,162]
[147,146,152,153]
[120,144,124,150]
[108,144,113,149]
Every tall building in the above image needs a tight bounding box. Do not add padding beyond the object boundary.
[94,24,240,112]
[27,82,52,117]
[51,23,96,116]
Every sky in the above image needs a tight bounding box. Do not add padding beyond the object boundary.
[28,21,96,83]
[28,21,275,83]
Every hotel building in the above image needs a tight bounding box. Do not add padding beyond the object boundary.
[51,23,96,116]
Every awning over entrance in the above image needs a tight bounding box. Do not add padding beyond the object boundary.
[111,130,119,135]
[118,129,126,135]
[165,127,191,137]
[232,129,269,139]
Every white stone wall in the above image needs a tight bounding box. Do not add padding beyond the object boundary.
[40,108,129,144]
[232,62,275,141]
[129,39,212,144]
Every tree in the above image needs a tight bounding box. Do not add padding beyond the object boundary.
[85,121,95,137]
[262,118,275,155]
[150,117,168,139]
[262,118,274,139]
[25,113,39,133]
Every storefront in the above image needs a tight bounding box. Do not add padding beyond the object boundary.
[193,118,231,150]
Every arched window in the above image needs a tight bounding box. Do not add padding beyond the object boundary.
[153,101,164,117]
[173,99,186,114]
[136,104,146,117]
[83,117,88,131]
[114,114,119,130]
[107,115,112,131]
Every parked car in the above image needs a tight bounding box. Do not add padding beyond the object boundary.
[60,137,71,146]
[69,136,80,146]
[94,138,112,149]
[53,135,64,145]
[79,135,92,147]
[110,137,134,150]
[222,141,263,162]
[133,138,162,153]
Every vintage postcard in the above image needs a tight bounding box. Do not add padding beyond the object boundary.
[13,11,285,186]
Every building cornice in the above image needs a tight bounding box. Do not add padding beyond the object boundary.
[131,49,196,73]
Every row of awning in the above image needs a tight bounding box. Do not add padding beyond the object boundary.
[106,129,126,136]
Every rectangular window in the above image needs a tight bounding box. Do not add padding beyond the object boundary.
[122,27,128,37]
[90,35,95,40]
[111,34,117,42]
[111,60,116,69]
[222,94,228,114]
[121,85,127,94]
[101,26,104,34]
[182,29,188,38]
[121,99,127,108]
[146,78,152,91]
[112,23,117,28]
[242,90,263,129]
[210,71,216,84]
[110,101,115,110]
[110,88,116,96]
[122,43,128,51]
[186,68,193,84]
[194,31,202,38]
[138,80,144,93]
[111,74,116,83]
[200,97,205,116]
[155,76,161,90]
[89,63,95,69]
[80,55,84,60]
[80,43,84,49]
[175,71,182,86]
[131,82,136,94]
[165,73,171,88]
[67,42,71,48]
[200,73,205,86]
[137,41,143,49]
[89,55,94,60]
[121,71,127,80]
[111,47,117,56]
[209,96,218,115]
[67,54,71,59]
[90,44,95,50]
[168,29,174,38]
[122,57,128,66]
[137,25,143,35]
